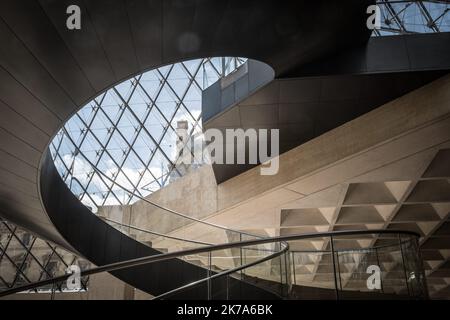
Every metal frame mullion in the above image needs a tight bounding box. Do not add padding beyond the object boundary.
[382,0,409,32]
[159,66,198,122]
[141,119,178,186]
[141,58,236,190]
[96,90,163,201]
[99,117,153,191]
[1,250,33,289]
[202,58,227,90]
[61,127,123,206]
[49,57,247,203]
[135,80,183,155]
[17,239,58,286]
[155,67,203,158]
[67,256,89,291]
[89,104,144,201]
[161,116,203,187]
[111,75,179,194]
[59,102,102,199]
[37,244,64,292]
[181,60,205,92]
[66,100,144,205]
[120,86,169,192]
[432,7,449,29]
[204,58,223,78]
[6,225,60,291]
[90,95,138,186]
[11,236,37,288]
[94,77,164,202]
[128,70,183,165]
[52,149,117,208]
[64,103,102,179]
[37,249,54,282]
[0,224,16,264]
[115,76,184,182]
[50,129,66,160]
[0,275,9,289]
[52,247,88,291]
[0,222,87,294]
[377,0,448,35]
[138,62,204,157]
[97,96,161,190]
[112,82,178,174]
[389,1,414,27]
[416,1,441,32]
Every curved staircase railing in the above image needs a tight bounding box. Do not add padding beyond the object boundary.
[0,229,426,300]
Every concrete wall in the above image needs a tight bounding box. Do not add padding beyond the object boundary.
[98,165,221,245]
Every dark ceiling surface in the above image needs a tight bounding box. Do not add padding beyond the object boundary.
[0,0,374,249]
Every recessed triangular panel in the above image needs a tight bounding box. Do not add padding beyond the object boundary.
[417,221,441,236]
[393,204,441,222]
[343,182,398,205]
[423,149,450,179]
[336,206,385,225]
[384,181,411,201]
[407,180,450,203]
[280,208,330,227]
[374,205,397,221]
[318,207,335,224]
[431,203,450,219]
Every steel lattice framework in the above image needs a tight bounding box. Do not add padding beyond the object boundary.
[374,0,449,35]
[50,57,246,210]
[0,219,89,292]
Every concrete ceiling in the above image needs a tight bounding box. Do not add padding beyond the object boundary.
[278,148,450,298]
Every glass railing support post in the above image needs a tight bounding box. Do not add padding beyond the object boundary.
[239,234,243,280]
[375,247,384,293]
[398,234,411,297]
[207,251,212,300]
[226,274,229,300]
[50,281,56,300]
[336,251,343,291]
[415,237,429,299]
[291,252,296,286]
[284,251,289,296]
[330,235,340,300]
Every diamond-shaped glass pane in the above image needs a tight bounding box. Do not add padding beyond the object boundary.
[0,219,91,292]
[0,222,11,250]
[0,257,18,286]
[50,57,246,208]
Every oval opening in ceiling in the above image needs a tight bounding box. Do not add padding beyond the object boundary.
[49,57,273,212]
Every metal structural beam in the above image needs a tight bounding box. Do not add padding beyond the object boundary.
[374,0,449,36]
[0,219,89,292]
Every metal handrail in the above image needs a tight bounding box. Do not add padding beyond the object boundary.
[0,229,419,298]
[153,242,288,300]
[104,218,211,246]
[105,218,289,255]
[105,218,416,255]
